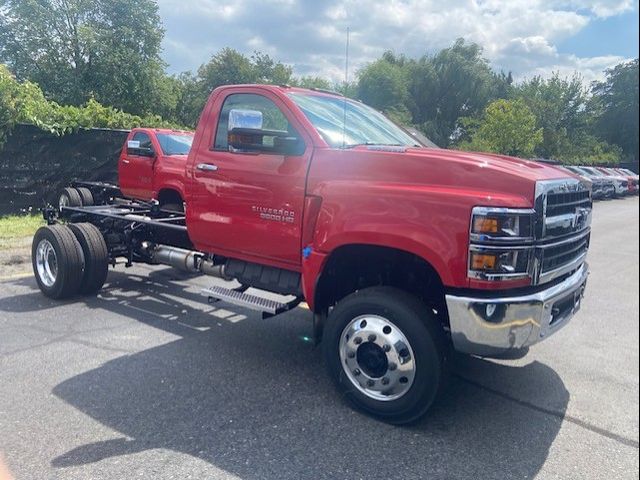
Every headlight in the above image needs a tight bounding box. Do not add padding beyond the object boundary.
[468,207,535,281]
[470,207,535,242]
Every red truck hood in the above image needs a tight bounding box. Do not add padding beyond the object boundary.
[407,148,565,182]
[310,146,571,208]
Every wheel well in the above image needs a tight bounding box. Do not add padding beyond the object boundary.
[157,189,183,206]
[314,244,447,323]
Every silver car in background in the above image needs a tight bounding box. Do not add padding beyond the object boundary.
[579,166,628,197]
[566,166,615,199]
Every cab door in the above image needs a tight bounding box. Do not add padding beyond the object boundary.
[187,90,312,268]
[118,131,156,200]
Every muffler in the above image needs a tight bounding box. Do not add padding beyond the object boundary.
[151,245,230,279]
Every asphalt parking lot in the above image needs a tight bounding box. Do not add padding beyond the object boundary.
[0,197,638,480]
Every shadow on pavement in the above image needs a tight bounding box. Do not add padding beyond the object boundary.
[3,269,570,479]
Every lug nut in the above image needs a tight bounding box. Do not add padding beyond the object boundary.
[366,379,375,387]
[353,368,361,376]
[388,362,397,371]
[381,377,390,385]
[368,334,377,342]
[347,350,356,358]
[383,344,391,352]
[354,337,362,345]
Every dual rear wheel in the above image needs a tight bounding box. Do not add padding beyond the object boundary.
[58,187,94,210]
[32,223,108,299]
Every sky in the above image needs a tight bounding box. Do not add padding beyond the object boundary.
[157,0,639,84]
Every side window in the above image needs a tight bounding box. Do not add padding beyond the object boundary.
[132,132,153,151]
[214,93,295,151]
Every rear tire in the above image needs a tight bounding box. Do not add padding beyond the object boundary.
[76,187,94,206]
[32,225,84,299]
[323,286,447,424]
[68,223,109,295]
[58,187,83,209]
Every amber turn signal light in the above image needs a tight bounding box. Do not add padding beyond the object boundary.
[473,217,498,234]
[470,253,497,270]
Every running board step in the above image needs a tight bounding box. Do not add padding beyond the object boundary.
[201,285,301,317]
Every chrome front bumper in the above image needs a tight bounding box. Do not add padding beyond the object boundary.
[445,263,589,356]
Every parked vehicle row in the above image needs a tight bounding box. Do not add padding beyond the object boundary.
[562,166,638,199]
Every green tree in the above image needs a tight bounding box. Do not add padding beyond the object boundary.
[252,52,293,85]
[175,48,301,127]
[458,99,542,157]
[513,73,587,159]
[357,56,409,112]
[0,0,167,116]
[1,63,178,141]
[590,59,639,162]
[0,64,18,145]
[291,76,334,90]
[406,39,510,147]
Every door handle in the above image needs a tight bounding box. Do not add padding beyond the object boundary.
[122,159,130,164]
[196,163,218,172]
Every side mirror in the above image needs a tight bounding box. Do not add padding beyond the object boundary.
[126,140,155,157]
[227,108,303,155]
[228,127,303,155]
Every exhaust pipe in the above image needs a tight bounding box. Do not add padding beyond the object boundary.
[151,245,230,280]
[152,246,200,272]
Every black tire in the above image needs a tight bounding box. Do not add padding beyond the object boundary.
[76,187,94,206]
[32,225,84,299]
[68,223,109,295]
[323,286,447,424]
[160,202,184,213]
[58,187,83,209]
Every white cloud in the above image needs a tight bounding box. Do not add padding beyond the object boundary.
[549,0,635,17]
[157,0,636,84]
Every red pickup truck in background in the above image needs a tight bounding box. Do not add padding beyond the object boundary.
[34,85,592,423]
[118,128,194,211]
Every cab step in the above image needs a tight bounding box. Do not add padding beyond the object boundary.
[202,285,301,318]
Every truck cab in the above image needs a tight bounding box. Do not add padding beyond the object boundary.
[118,128,194,211]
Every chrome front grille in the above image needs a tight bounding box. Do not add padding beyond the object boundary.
[534,179,592,284]
[541,234,589,271]
[546,190,591,216]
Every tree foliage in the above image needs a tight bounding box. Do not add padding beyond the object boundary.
[0,0,637,168]
[0,64,177,145]
[512,73,587,159]
[590,59,639,162]
[0,0,168,116]
[173,48,296,127]
[356,40,512,147]
[458,99,542,157]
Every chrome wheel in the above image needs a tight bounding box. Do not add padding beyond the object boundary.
[59,193,69,210]
[35,239,58,287]
[339,314,416,401]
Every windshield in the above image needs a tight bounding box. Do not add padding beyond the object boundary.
[569,166,592,177]
[582,167,603,176]
[287,92,420,148]
[156,133,194,155]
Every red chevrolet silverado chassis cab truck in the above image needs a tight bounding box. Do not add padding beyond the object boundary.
[118,128,194,210]
[33,85,591,423]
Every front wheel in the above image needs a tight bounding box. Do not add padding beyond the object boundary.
[323,286,447,424]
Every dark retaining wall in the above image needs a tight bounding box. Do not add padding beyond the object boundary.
[0,125,129,215]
